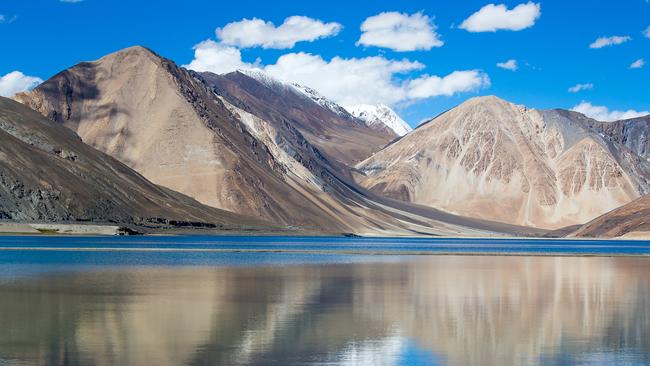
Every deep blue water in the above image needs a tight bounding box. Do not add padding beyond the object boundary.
[0,235,648,257]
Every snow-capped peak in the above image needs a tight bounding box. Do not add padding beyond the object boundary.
[290,83,350,117]
[237,68,290,91]
[236,69,352,118]
[345,104,413,136]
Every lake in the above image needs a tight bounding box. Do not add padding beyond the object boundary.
[0,236,649,365]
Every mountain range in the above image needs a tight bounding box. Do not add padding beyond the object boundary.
[6,45,650,237]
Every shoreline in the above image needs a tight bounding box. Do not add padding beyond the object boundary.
[2,222,650,241]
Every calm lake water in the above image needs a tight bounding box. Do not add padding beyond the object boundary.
[0,236,649,365]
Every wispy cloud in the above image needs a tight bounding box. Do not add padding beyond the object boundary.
[630,58,645,69]
[496,59,518,71]
[60,0,84,3]
[357,12,443,52]
[217,16,341,49]
[460,2,541,32]
[643,26,650,39]
[589,35,631,49]
[572,101,649,122]
[568,83,593,93]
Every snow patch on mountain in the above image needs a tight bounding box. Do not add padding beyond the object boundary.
[236,68,356,120]
[346,104,413,136]
[290,83,351,117]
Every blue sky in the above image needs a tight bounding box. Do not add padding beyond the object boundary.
[1,0,648,126]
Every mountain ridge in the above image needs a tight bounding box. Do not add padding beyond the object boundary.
[356,95,650,229]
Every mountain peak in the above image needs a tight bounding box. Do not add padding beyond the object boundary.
[463,95,513,107]
[346,104,412,137]
[98,45,160,61]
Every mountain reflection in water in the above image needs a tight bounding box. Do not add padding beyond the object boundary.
[0,256,649,365]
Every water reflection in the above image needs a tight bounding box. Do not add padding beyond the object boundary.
[0,256,649,365]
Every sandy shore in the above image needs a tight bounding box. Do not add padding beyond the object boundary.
[0,223,122,235]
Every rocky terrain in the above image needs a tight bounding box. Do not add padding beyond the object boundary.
[14,46,538,236]
[202,69,396,165]
[356,96,650,229]
[571,194,650,238]
[0,97,271,232]
[562,110,650,160]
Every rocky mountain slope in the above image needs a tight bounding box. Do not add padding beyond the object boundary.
[562,111,650,160]
[15,46,536,236]
[571,194,650,238]
[356,96,650,229]
[203,70,396,165]
[0,97,268,231]
[346,104,413,137]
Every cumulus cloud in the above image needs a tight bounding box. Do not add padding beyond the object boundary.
[216,16,342,49]
[0,71,43,97]
[356,12,443,51]
[496,59,518,71]
[406,71,490,99]
[630,58,645,69]
[589,35,631,49]
[460,2,541,32]
[568,83,593,93]
[572,102,649,122]
[644,26,650,38]
[184,40,260,74]
[186,43,489,106]
[264,53,422,106]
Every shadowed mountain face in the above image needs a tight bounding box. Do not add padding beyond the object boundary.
[15,46,538,236]
[561,111,650,160]
[0,97,268,230]
[356,96,650,229]
[571,194,650,238]
[200,70,396,166]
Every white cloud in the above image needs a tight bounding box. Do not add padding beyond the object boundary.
[496,59,518,71]
[644,26,650,38]
[185,43,489,106]
[264,53,421,106]
[572,102,649,122]
[184,40,260,74]
[568,83,593,93]
[0,15,5,23]
[0,71,43,97]
[589,35,631,49]
[630,58,645,69]
[60,0,84,3]
[406,71,490,99]
[460,2,541,32]
[356,12,443,52]
[216,16,342,49]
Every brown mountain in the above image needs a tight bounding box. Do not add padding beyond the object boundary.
[571,194,650,238]
[0,96,268,231]
[14,46,541,236]
[562,110,650,160]
[356,96,650,229]
[200,69,396,166]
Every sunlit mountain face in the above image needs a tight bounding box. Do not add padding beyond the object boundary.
[1,256,649,365]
